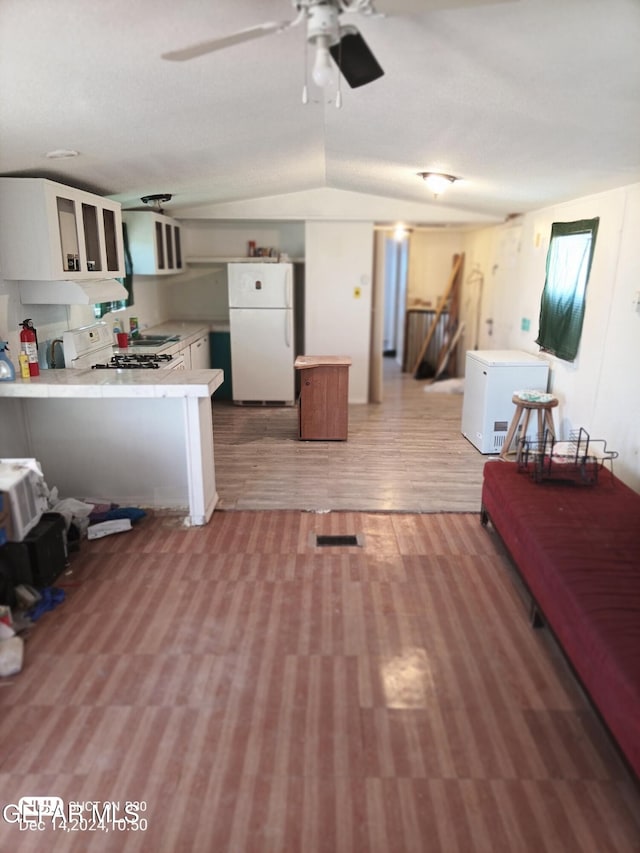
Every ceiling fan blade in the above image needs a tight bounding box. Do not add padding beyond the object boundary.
[161,21,290,62]
[373,0,514,12]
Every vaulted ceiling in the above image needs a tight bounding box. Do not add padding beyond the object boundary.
[1,0,639,224]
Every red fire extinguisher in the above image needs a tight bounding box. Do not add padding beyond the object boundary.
[19,319,40,377]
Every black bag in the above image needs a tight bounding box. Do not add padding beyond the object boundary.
[0,555,17,608]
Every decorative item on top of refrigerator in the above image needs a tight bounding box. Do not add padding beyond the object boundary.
[228,263,295,404]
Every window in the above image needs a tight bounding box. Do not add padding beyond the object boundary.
[535,218,599,362]
[93,222,134,319]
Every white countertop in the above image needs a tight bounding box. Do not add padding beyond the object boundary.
[0,368,224,399]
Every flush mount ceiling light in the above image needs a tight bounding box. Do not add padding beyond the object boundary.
[141,193,172,212]
[45,149,79,159]
[393,224,412,241]
[419,172,460,198]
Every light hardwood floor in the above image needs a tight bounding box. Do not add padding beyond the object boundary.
[213,360,486,512]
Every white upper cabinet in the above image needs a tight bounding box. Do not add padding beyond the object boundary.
[0,177,124,280]
[122,211,183,275]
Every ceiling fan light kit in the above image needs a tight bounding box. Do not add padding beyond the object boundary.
[329,27,384,89]
[311,34,337,87]
[162,0,385,103]
[304,1,385,93]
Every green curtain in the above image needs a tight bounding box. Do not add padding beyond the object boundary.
[535,218,599,361]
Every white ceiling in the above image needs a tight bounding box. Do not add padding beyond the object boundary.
[1,0,639,223]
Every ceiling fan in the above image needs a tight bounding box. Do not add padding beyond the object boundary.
[161,0,514,91]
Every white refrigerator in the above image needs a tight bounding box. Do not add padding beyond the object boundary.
[461,350,550,453]
[228,262,295,404]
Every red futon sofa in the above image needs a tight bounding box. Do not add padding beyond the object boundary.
[481,460,640,779]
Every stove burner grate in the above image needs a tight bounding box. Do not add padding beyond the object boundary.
[93,362,160,370]
[92,352,174,370]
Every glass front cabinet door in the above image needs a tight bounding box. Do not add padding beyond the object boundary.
[122,211,183,275]
[0,177,124,280]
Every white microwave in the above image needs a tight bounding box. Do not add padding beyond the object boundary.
[0,459,49,542]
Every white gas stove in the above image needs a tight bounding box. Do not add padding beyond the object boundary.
[62,322,185,370]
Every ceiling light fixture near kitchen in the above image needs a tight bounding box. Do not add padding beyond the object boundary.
[419,172,460,198]
[45,149,79,159]
[141,193,172,212]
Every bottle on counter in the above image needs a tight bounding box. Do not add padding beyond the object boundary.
[18,352,30,379]
[0,342,16,381]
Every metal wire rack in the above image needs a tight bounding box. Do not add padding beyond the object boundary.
[517,427,618,485]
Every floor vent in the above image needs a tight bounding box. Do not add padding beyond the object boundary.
[314,534,362,547]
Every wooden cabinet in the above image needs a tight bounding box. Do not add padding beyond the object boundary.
[0,177,124,280]
[189,334,210,370]
[294,356,351,440]
[122,211,183,275]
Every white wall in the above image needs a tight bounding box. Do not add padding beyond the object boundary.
[304,221,374,404]
[407,231,465,307]
[181,219,305,260]
[175,187,498,227]
[461,183,640,492]
[164,268,229,325]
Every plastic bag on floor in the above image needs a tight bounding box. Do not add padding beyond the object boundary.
[51,497,94,536]
[26,587,65,622]
[0,636,24,676]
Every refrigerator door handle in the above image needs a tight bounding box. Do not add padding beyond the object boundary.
[286,272,292,310]
[285,310,292,349]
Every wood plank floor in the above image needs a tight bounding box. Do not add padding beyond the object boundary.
[1,510,638,851]
[213,361,486,512]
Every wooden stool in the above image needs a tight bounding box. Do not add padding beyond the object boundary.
[500,392,558,459]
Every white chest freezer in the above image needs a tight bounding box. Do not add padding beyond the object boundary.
[461,350,550,454]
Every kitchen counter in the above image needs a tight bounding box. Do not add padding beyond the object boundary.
[111,321,214,372]
[0,359,224,527]
[119,321,210,358]
[142,320,209,341]
[0,368,222,398]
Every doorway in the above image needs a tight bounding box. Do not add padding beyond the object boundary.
[370,229,410,403]
[383,234,409,365]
